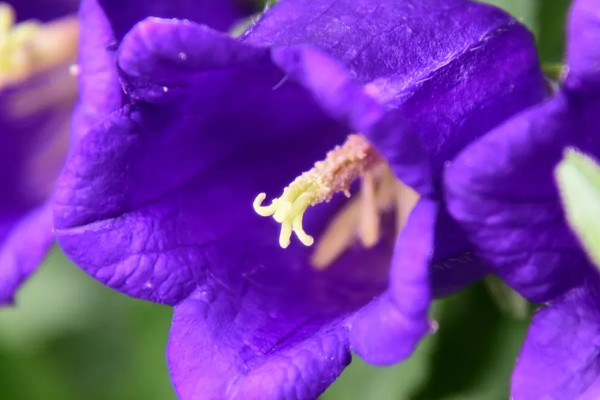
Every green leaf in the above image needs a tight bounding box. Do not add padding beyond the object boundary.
[0,247,177,400]
[478,0,571,72]
[556,149,600,268]
[484,276,531,320]
[542,62,565,82]
[477,0,540,35]
[230,13,259,37]
[536,0,571,65]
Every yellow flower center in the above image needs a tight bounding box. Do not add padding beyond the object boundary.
[0,3,79,89]
[253,134,420,268]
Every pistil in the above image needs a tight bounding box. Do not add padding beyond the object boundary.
[253,134,379,248]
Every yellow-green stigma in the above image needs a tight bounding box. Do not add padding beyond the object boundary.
[0,3,78,88]
[253,134,379,249]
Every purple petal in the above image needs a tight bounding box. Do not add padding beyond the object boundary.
[73,0,252,137]
[445,94,598,302]
[0,67,74,212]
[73,0,124,140]
[168,287,351,400]
[270,45,383,133]
[117,18,270,103]
[350,199,435,364]
[246,0,546,186]
[247,0,503,86]
[0,64,75,305]
[512,283,600,399]
[565,0,600,95]
[367,18,545,189]
[430,206,487,296]
[0,202,54,305]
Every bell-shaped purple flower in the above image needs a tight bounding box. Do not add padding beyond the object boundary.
[55,0,546,398]
[0,0,79,305]
[445,0,600,398]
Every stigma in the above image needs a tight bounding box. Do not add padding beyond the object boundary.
[253,134,379,249]
[0,3,78,88]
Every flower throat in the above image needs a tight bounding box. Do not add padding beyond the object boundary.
[253,134,419,269]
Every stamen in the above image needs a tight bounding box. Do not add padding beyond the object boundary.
[311,163,419,269]
[253,134,378,248]
[358,171,379,247]
[394,179,420,231]
[310,196,361,269]
[0,3,79,88]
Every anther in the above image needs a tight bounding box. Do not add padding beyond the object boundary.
[311,164,419,269]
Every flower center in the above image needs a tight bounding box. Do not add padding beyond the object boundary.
[253,134,420,268]
[0,3,79,88]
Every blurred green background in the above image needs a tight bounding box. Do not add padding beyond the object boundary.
[0,1,570,399]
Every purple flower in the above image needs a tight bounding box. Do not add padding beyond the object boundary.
[445,0,600,398]
[0,1,79,305]
[55,0,545,398]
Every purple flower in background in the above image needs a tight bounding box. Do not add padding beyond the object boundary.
[54,0,545,398]
[445,0,600,398]
[0,1,78,305]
